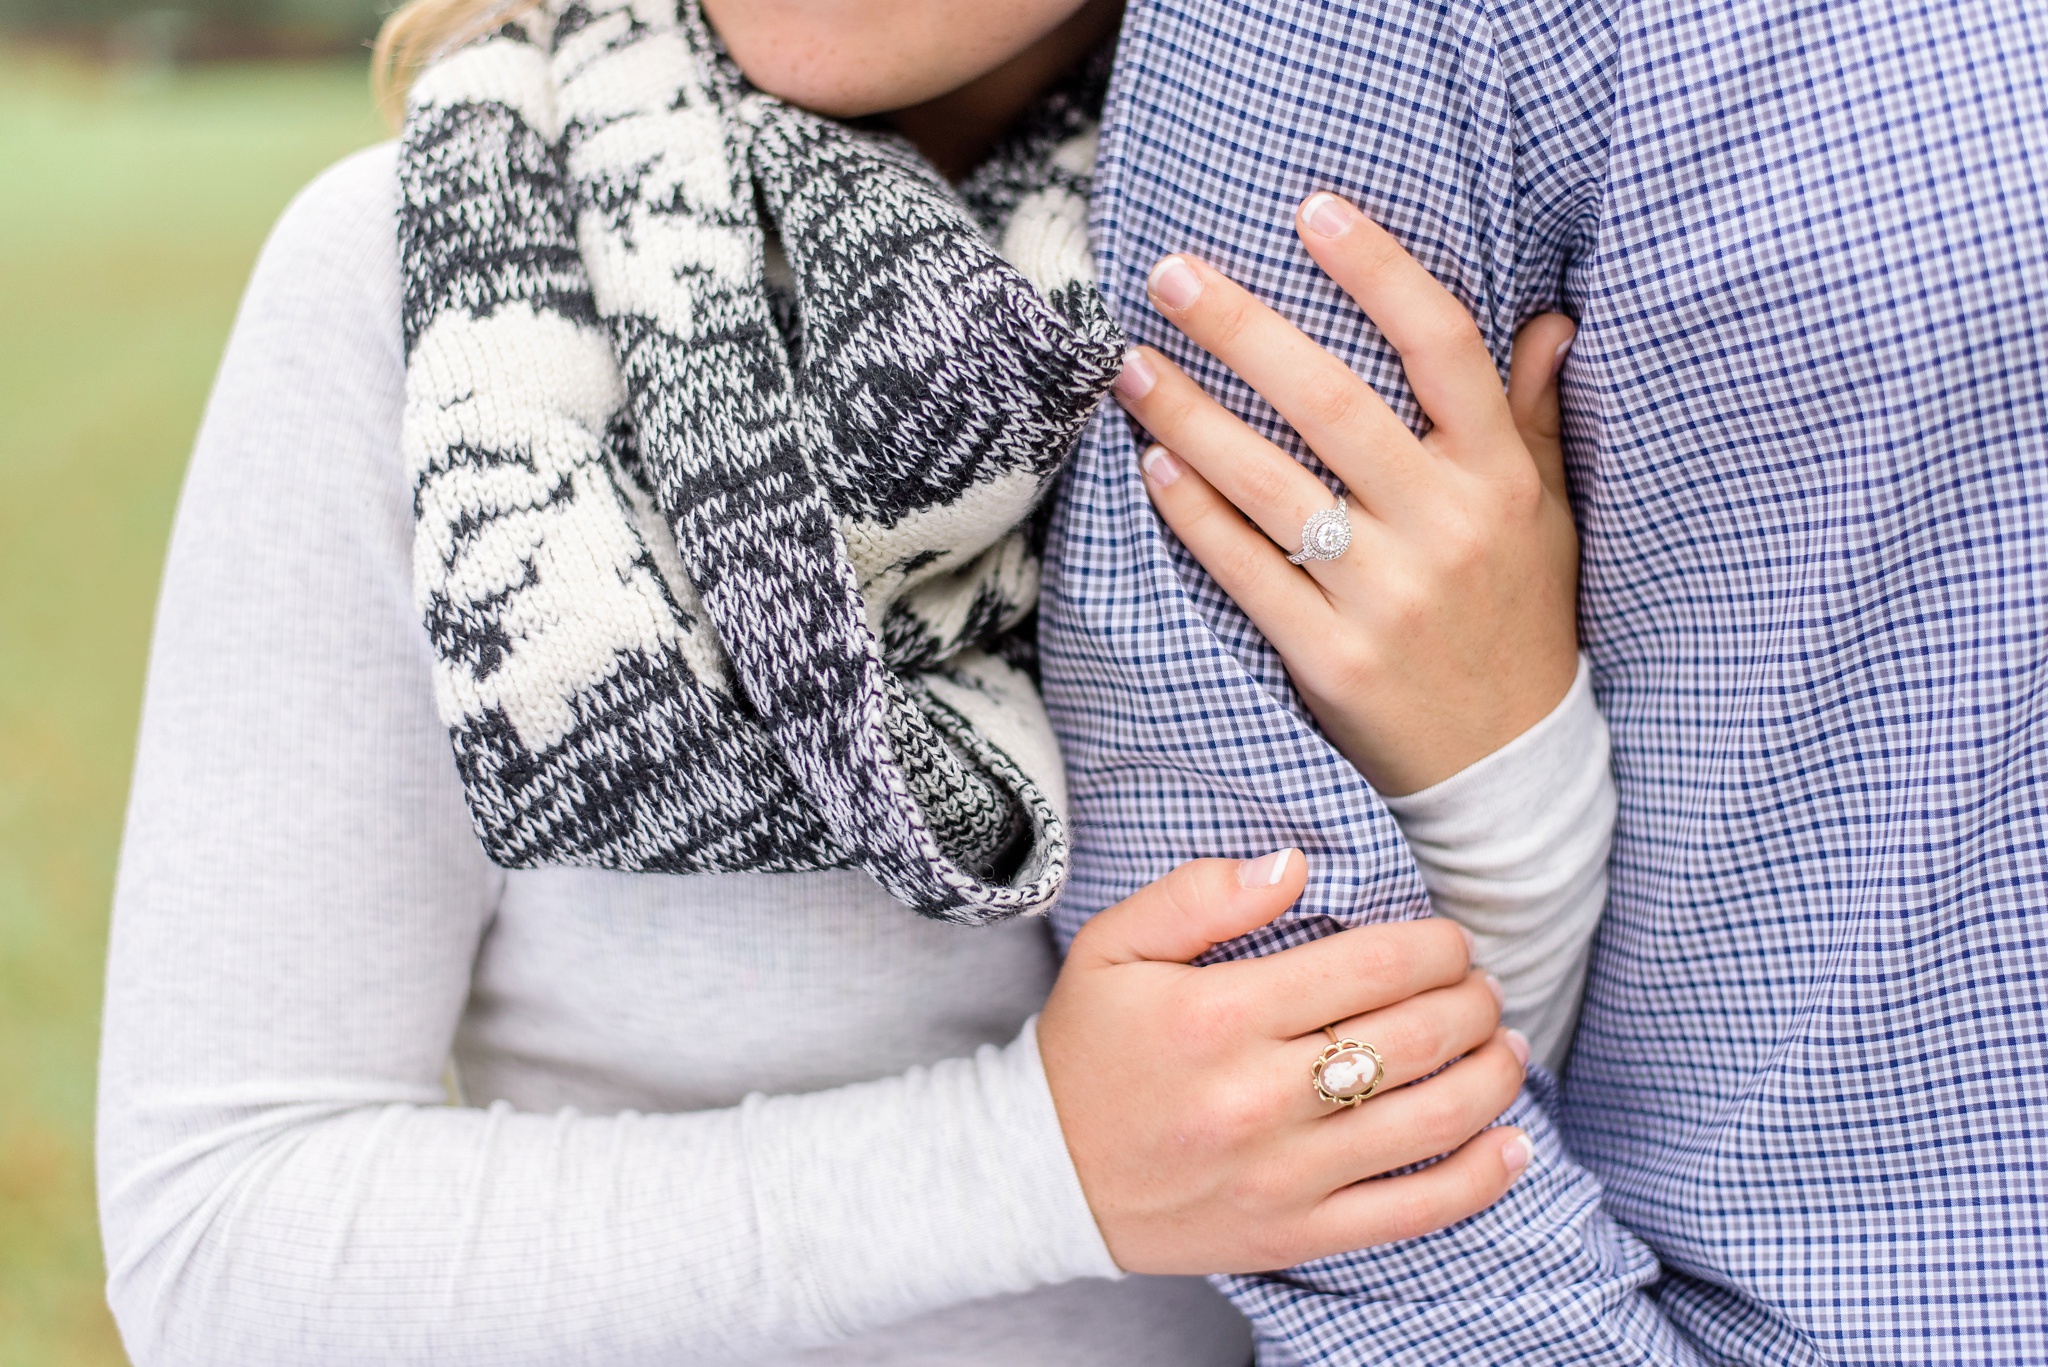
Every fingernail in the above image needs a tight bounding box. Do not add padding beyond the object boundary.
[1502,1132,1534,1180]
[1457,923,1478,959]
[1484,973,1505,1009]
[1114,349,1156,400]
[1504,1028,1531,1067]
[1301,192,1356,239]
[1148,255,1203,311]
[1140,444,1183,488]
[1551,338,1573,378]
[1236,848,1292,888]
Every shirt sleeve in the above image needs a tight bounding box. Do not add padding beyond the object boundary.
[1216,1072,1712,1367]
[1224,687,1687,1363]
[95,144,1116,1367]
[1381,657,1614,1070]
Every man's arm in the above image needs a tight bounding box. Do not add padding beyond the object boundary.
[1040,0,1730,1360]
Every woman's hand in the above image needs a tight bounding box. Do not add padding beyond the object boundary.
[1037,851,1532,1274]
[1113,192,1581,796]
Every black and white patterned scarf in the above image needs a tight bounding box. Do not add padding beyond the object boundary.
[397,0,1123,923]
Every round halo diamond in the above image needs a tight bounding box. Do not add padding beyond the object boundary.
[1288,497,1354,564]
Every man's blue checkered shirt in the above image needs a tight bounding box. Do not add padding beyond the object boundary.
[1039,0,2048,1361]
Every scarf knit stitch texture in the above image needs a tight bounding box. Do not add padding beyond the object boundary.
[397,0,1123,923]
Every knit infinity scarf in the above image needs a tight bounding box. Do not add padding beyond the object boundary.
[397,0,1123,923]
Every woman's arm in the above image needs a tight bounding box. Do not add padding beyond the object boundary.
[96,147,1122,1366]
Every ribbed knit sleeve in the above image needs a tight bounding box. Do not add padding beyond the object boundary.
[95,144,1118,1367]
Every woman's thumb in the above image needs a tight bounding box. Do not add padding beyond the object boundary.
[1071,850,1308,967]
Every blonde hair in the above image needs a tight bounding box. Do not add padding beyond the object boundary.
[372,0,545,125]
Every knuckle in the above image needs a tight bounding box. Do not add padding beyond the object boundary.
[1379,572,1434,636]
[1321,636,1381,696]
[1182,984,1255,1054]
[1355,234,1408,289]
[1481,1042,1527,1104]
[1216,539,1270,591]
[1203,1080,1271,1148]
[1174,500,1234,547]
[1226,1162,1291,1214]
[1068,914,1099,949]
[1205,296,1255,350]
[1426,916,1473,968]
[1067,915,1110,961]
[1411,1086,1481,1151]
[1378,1183,1441,1243]
[1418,309,1486,363]
[1329,924,1407,1004]
[1296,368,1366,432]
[1232,459,1293,516]
[1157,859,1222,921]
[1247,1220,1305,1270]
[1429,508,1489,572]
[1387,1009,1454,1072]
[1143,385,1201,441]
[1496,461,1544,514]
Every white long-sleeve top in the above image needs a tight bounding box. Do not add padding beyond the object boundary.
[96,143,1614,1367]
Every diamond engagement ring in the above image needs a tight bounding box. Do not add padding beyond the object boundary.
[1312,1027,1386,1107]
[1288,497,1353,564]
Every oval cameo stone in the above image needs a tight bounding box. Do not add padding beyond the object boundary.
[1318,1046,1379,1100]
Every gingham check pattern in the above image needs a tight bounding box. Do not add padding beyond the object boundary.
[1041,0,2048,1362]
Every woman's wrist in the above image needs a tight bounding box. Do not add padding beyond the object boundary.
[1379,655,1601,833]
[1007,1016,1128,1278]
[735,1016,1124,1338]
[1380,656,1615,1069]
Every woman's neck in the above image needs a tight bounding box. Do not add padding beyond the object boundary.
[887,0,1123,181]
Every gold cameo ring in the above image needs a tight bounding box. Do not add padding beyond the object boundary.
[1312,1026,1386,1107]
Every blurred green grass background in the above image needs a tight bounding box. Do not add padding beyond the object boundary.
[0,50,385,1365]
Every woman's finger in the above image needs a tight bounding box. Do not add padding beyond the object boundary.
[1138,259,1424,508]
[1138,444,1339,649]
[1300,1034,1527,1190]
[1116,346,1363,551]
[1290,1119,1533,1264]
[1293,193,1518,460]
[1322,969,1507,1089]
[1506,311,1576,501]
[1273,969,1506,1122]
[1225,916,1474,1039]
[1328,968,1506,1070]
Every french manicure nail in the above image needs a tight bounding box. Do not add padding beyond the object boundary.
[1236,848,1292,888]
[1551,338,1573,378]
[1140,444,1183,488]
[1114,349,1156,400]
[1502,1132,1534,1179]
[1301,192,1355,239]
[1504,1028,1531,1067]
[1484,973,1505,1009]
[1148,256,1203,311]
